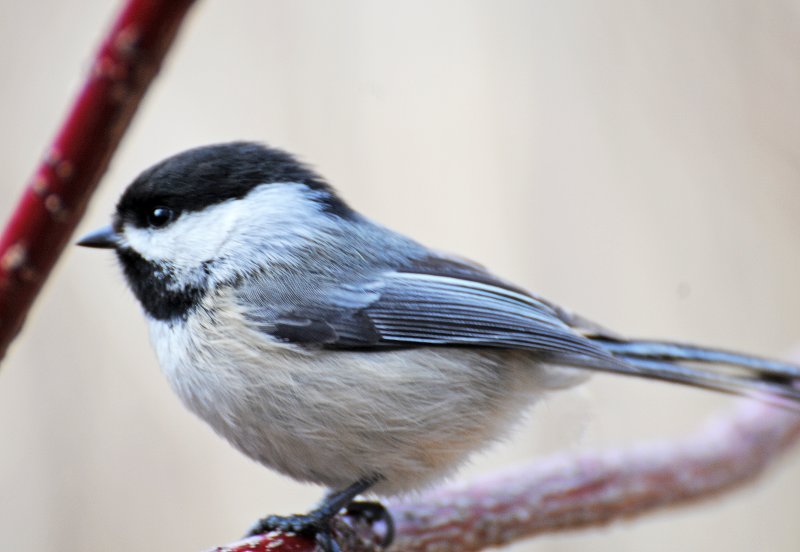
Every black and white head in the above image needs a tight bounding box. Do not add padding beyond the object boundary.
[77,142,359,321]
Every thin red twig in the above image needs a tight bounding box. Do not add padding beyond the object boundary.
[0,0,197,361]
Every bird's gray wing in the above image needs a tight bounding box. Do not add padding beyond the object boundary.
[245,256,800,406]
[264,256,615,365]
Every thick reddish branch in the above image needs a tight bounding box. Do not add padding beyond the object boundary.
[0,0,196,360]
[210,400,800,552]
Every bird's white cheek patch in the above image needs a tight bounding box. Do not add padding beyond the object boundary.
[123,200,244,267]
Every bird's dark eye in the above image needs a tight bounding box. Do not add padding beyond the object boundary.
[146,206,177,228]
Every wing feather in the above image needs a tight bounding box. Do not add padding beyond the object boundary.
[241,254,800,407]
[360,272,613,360]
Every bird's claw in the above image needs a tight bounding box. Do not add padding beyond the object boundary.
[247,501,394,551]
[248,513,312,535]
[247,513,341,552]
[247,479,388,551]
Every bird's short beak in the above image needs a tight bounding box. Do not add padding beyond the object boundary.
[76,224,119,249]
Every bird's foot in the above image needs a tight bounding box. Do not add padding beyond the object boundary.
[246,501,394,552]
[246,479,389,552]
[247,511,341,552]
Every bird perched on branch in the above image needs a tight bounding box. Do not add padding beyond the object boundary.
[78,142,800,551]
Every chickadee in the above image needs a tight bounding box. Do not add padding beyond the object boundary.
[79,142,800,550]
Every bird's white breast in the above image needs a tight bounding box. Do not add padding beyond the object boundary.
[148,292,586,495]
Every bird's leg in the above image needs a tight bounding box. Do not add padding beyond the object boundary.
[247,477,393,551]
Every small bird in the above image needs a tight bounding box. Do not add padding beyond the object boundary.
[79,142,800,550]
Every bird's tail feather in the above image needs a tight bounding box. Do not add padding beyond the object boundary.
[575,338,800,409]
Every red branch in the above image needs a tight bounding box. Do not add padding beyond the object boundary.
[0,0,197,360]
[208,400,800,552]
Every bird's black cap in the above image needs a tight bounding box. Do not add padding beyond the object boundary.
[115,142,352,227]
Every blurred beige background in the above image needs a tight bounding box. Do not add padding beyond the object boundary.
[2,1,800,551]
